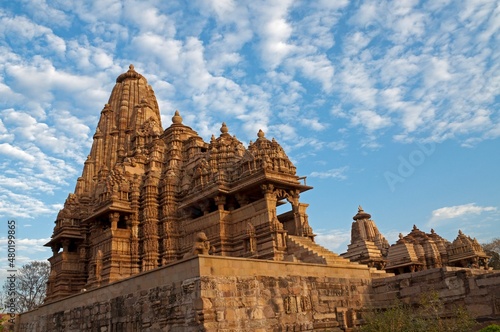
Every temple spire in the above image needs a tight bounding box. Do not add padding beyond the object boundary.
[80,65,163,194]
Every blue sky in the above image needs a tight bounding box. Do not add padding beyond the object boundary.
[0,0,499,274]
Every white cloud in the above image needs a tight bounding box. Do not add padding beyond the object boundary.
[327,140,347,151]
[0,143,36,162]
[249,0,294,69]
[430,203,497,221]
[351,110,392,132]
[0,174,58,193]
[202,0,236,18]
[0,118,14,142]
[1,108,91,163]
[0,11,67,55]
[424,57,452,85]
[0,237,51,251]
[331,0,499,146]
[288,55,335,92]
[309,166,349,180]
[390,8,427,43]
[124,4,175,36]
[0,107,81,220]
[302,118,328,131]
[69,0,123,24]
[291,137,325,153]
[198,0,253,60]
[269,123,297,142]
[0,189,62,218]
[314,228,351,253]
[338,61,378,109]
[18,0,71,28]
[92,50,114,69]
[7,59,98,95]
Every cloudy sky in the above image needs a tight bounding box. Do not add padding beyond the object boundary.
[0,0,499,272]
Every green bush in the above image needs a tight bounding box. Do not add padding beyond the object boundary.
[479,324,500,332]
[360,292,476,332]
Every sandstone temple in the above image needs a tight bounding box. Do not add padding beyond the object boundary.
[44,64,321,301]
[342,206,491,274]
[17,66,500,331]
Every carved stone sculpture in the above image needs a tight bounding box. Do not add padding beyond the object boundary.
[184,232,212,258]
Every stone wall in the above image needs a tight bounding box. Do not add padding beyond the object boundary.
[18,257,203,332]
[18,255,379,332]
[17,257,500,331]
[371,267,500,322]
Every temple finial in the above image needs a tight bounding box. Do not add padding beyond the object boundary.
[221,122,229,134]
[172,110,183,124]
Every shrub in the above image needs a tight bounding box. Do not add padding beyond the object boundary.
[360,292,476,332]
[479,324,500,332]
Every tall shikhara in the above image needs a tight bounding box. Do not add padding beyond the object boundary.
[45,65,317,301]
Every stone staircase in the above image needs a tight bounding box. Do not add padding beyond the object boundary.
[286,235,392,277]
[286,235,356,266]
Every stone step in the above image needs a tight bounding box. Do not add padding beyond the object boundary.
[286,237,327,265]
[287,235,355,266]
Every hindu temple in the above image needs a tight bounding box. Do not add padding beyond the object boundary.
[16,66,500,332]
[342,207,491,274]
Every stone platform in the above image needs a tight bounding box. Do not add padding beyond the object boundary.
[18,255,387,331]
[17,256,500,331]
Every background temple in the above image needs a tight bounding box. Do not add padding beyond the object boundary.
[342,207,491,274]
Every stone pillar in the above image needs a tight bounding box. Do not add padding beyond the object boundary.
[140,171,160,271]
[110,212,119,230]
[298,203,313,239]
[261,184,280,228]
[130,176,141,274]
[159,177,179,265]
[214,195,226,211]
[286,191,302,236]
[261,184,287,260]
[62,239,70,252]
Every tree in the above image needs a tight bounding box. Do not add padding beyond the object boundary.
[360,291,476,332]
[482,238,500,270]
[2,261,50,313]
